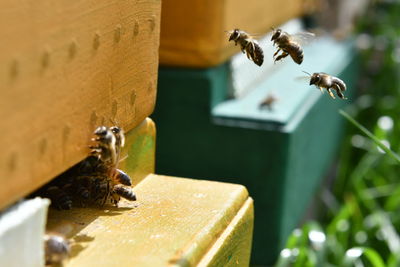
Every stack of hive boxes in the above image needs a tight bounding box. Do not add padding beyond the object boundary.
[0,0,254,265]
[153,0,358,264]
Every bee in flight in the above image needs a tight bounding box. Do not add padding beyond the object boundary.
[227,29,264,66]
[303,71,347,99]
[271,28,314,65]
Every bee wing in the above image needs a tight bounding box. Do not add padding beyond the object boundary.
[290,31,315,45]
[224,29,264,38]
[295,75,310,82]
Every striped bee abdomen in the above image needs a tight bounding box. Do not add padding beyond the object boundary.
[113,184,136,201]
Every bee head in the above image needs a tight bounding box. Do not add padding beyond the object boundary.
[110,126,121,135]
[93,126,115,147]
[309,73,321,85]
[271,29,281,41]
[93,126,108,137]
[110,126,125,147]
[229,29,240,41]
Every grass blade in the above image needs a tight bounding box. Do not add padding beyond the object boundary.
[339,109,400,164]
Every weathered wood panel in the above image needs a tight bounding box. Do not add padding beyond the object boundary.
[0,0,161,210]
[159,0,317,67]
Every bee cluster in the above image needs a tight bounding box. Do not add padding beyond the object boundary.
[227,28,347,100]
[38,125,136,210]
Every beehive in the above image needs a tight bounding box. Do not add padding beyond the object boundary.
[0,0,161,210]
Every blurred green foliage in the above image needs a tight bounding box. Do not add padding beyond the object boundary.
[276,1,400,266]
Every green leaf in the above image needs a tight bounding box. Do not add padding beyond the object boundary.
[339,109,400,164]
[342,247,386,267]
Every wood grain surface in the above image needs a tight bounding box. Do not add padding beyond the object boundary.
[0,0,161,210]
[46,174,253,266]
[159,0,317,67]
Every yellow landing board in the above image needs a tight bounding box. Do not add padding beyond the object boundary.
[47,174,254,266]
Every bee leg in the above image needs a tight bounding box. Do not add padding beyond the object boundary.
[327,88,336,99]
[317,86,324,93]
[100,181,110,207]
[274,52,289,63]
[333,84,346,99]
[273,49,281,58]
[245,51,252,60]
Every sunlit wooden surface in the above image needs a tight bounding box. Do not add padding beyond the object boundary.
[47,174,254,266]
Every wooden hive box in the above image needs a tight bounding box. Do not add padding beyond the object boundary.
[159,0,317,67]
[0,0,161,210]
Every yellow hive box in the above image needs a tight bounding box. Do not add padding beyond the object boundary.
[47,174,254,267]
[0,0,161,210]
[159,0,317,67]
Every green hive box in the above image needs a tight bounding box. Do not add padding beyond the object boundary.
[152,37,358,265]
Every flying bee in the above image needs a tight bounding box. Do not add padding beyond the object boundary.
[228,29,264,66]
[271,28,314,65]
[44,232,71,265]
[303,71,347,99]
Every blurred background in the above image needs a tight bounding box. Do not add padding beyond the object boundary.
[152,0,400,265]
[275,1,400,266]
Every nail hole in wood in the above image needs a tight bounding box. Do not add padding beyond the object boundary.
[133,20,139,37]
[93,32,101,50]
[10,59,18,80]
[69,40,78,59]
[39,138,48,156]
[114,25,122,43]
[130,90,137,106]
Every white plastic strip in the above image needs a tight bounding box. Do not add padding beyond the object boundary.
[0,198,50,267]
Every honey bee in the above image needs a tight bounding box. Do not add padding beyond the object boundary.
[304,71,347,99]
[228,29,264,66]
[43,185,73,210]
[44,232,71,265]
[86,125,135,206]
[271,28,314,65]
[259,94,278,110]
[40,125,136,209]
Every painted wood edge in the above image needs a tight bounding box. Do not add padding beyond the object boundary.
[121,118,156,186]
[165,176,250,266]
[196,197,254,267]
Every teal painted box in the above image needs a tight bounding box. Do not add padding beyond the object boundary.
[152,37,358,265]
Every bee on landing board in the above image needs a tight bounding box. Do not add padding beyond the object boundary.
[41,125,136,209]
[259,94,278,111]
[227,29,264,66]
[85,125,136,206]
[44,232,71,265]
[271,28,314,65]
[304,71,347,99]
